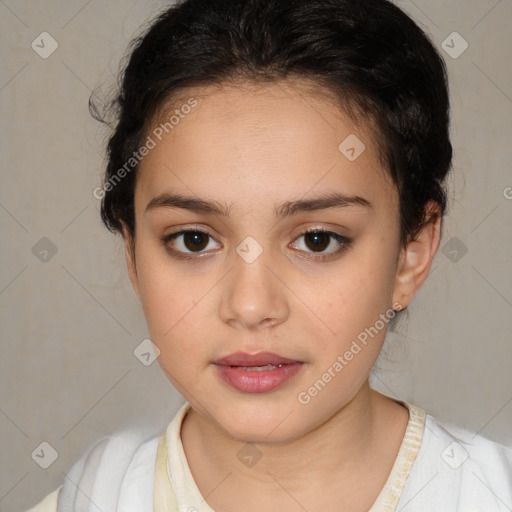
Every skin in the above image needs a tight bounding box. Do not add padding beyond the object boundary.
[122,79,441,511]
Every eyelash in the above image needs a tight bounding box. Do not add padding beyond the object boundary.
[161,227,352,262]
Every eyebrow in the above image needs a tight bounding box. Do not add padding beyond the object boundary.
[145,192,372,217]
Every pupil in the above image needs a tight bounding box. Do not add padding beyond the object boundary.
[306,231,329,252]
[184,232,208,252]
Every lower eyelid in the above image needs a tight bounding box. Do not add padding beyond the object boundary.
[290,234,352,262]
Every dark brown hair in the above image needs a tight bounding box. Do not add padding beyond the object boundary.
[91,0,452,248]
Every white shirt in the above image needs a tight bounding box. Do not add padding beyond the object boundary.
[26,400,512,512]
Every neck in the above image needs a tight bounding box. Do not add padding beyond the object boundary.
[180,382,397,491]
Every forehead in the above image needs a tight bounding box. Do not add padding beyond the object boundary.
[135,79,397,214]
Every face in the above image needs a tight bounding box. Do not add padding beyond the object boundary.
[124,79,422,444]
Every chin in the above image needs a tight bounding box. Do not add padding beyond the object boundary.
[211,399,306,445]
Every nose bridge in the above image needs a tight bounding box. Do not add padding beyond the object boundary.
[218,246,290,329]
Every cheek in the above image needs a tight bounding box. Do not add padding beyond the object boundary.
[134,246,201,340]
[137,271,206,383]
[133,245,221,377]
[303,246,398,355]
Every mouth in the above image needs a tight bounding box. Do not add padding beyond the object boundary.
[213,352,304,393]
[232,364,287,371]
[213,351,302,367]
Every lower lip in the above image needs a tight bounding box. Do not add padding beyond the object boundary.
[214,363,303,393]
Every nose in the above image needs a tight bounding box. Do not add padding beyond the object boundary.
[218,253,290,331]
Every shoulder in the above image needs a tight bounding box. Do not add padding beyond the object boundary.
[117,432,161,508]
[28,424,162,512]
[422,413,512,476]
[25,487,61,512]
[400,410,512,511]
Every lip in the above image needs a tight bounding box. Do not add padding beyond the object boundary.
[213,351,302,367]
[213,351,304,393]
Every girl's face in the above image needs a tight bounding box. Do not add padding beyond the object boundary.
[125,80,415,443]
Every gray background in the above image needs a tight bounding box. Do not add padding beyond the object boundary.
[1,0,511,510]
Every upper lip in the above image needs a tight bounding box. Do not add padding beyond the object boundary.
[213,351,301,366]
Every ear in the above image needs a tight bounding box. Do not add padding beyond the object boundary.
[392,201,442,309]
[121,223,141,300]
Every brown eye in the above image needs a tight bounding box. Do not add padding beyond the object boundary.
[304,231,330,252]
[182,231,209,252]
[291,229,352,258]
[164,229,220,255]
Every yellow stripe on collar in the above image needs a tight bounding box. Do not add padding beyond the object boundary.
[154,432,179,511]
